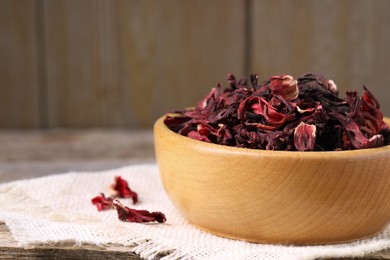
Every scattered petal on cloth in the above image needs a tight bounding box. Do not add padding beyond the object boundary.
[0,164,389,260]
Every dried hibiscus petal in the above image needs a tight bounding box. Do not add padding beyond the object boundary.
[268,75,299,101]
[110,176,138,204]
[188,130,211,142]
[294,122,317,151]
[113,200,166,223]
[361,86,385,134]
[238,96,295,130]
[327,80,338,96]
[330,112,385,149]
[91,193,114,211]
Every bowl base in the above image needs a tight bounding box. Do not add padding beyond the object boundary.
[189,221,386,246]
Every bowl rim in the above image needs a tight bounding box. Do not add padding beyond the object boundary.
[155,115,390,159]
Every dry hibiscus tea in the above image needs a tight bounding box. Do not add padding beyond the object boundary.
[164,73,390,151]
[91,176,166,223]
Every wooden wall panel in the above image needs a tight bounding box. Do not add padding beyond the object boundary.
[44,0,120,127]
[2,0,389,128]
[153,0,246,123]
[0,0,40,128]
[250,0,390,116]
[116,0,246,127]
[44,0,246,128]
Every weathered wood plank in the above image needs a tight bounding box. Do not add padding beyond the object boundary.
[0,0,40,128]
[2,0,390,129]
[250,0,350,87]
[142,0,246,124]
[0,222,141,259]
[44,0,246,128]
[344,0,390,116]
[0,129,154,183]
[43,0,118,127]
[250,0,390,116]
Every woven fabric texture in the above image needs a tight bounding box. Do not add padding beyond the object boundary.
[0,164,389,260]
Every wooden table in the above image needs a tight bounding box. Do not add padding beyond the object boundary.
[0,130,389,259]
[0,129,156,259]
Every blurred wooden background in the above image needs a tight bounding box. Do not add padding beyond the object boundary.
[1,0,390,129]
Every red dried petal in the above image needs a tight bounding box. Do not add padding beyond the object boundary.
[111,176,138,204]
[188,131,211,142]
[163,115,191,132]
[216,124,233,145]
[227,73,237,89]
[113,200,166,223]
[298,73,337,95]
[238,96,295,129]
[91,193,114,211]
[345,91,361,119]
[360,87,384,134]
[269,75,299,101]
[197,85,223,111]
[327,80,338,95]
[294,122,317,151]
[331,113,384,149]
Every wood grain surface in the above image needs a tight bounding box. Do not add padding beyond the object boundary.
[0,222,141,260]
[42,0,245,128]
[1,0,390,129]
[0,0,40,128]
[0,129,154,182]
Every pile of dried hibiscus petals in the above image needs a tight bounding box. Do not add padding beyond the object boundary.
[91,176,166,223]
[165,73,390,151]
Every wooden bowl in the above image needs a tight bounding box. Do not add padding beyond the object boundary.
[154,116,390,245]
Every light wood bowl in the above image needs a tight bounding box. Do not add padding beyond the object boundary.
[154,116,390,245]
